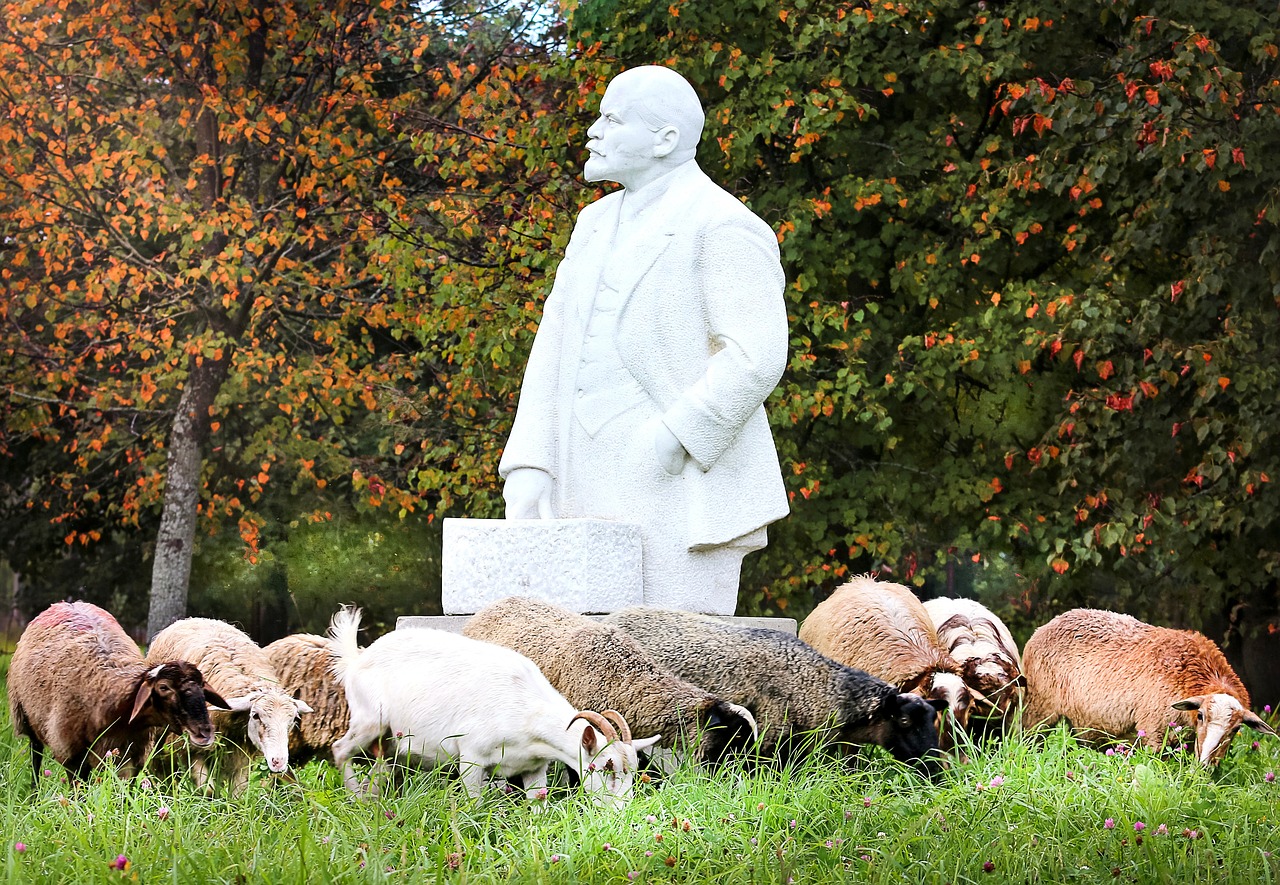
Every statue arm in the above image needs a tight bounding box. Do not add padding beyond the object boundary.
[498,289,565,481]
[498,200,607,508]
[661,219,788,471]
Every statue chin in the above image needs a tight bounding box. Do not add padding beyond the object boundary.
[582,156,611,183]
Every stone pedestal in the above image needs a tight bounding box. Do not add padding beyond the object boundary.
[441,517,643,615]
[399,614,797,635]
[427,515,797,635]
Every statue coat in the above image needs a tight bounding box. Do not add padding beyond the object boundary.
[500,162,789,553]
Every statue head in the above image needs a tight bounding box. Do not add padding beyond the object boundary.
[584,66,705,191]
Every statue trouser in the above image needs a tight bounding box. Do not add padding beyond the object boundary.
[560,402,765,615]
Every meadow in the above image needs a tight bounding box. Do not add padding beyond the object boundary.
[0,672,1276,885]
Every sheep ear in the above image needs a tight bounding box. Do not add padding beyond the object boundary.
[721,706,757,742]
[128,666,165,723]
[1243,711,1279,738]
[202,688,231,710]
[581,725,599,755]
[221,695,256,712]
[294,698,315,715]
[1171,698,1202,712]
[632,734,662,753]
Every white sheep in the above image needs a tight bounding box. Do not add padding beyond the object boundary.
[264,633,355,769]
[327,606,660,807]
[147,617,312,792]
[923,597,1026,731]
[8,601,229,784]
[1022,608,1277,766]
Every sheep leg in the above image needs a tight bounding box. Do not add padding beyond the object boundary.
[1021,699,1059,733]
[333,719,386,795]
[11,706,44,787]
[25,738,45,786]
[189,752,214,792]
[223,750,250,796]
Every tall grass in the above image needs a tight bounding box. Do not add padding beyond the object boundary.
[0,661,1275,883]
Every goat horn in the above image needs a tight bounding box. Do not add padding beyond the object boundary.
[601,709,632,743]
[569,710,618,742]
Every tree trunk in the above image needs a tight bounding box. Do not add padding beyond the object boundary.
[147,355,229,641]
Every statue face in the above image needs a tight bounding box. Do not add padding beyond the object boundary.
[583,83,660,188]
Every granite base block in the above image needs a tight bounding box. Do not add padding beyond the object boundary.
[441,517,643,615]
[398,614,797,635]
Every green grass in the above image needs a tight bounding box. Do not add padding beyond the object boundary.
[0,715,1276,884]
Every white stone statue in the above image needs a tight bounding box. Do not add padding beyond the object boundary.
[498,65,790,614]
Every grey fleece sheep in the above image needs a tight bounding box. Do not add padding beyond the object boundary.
[8,601,228,785]
[603,606,945,776]
[462,597,757,768]
[263,633,351,768]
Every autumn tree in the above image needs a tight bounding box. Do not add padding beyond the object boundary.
[567,0,1280,630]
[0,0,563,636]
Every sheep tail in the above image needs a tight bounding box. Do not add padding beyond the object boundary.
[326,605,363,683]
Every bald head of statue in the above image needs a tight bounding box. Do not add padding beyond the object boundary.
[583,66,706,191]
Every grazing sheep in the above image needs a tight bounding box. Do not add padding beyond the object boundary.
[147,618,312,792]
[1022,608,1278,766]
[800,575,976,747]
[328,606,661,806]
[264,633,352,769]
[7,601,228,784]
[603,606,946,776]
[923,597,1026,731]
[462,596,757,771]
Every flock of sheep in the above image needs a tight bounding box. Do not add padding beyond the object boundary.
[6,574,1278,807]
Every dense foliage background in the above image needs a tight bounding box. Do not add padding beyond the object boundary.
[3,0,1278,689]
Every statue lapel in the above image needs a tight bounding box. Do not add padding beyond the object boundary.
[571,194,623,326]
[614,171,706,312]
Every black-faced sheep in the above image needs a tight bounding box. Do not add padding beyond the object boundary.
[147,617,312,792]
[1022,608,1277,766]
[328,606,661,807]
[461,597,757,771]
[923,597,1026,732]
[7,601,228,784]
[800,575,975,748]
[603,606,945,776]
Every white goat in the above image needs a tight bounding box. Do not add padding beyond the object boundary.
[327,606,660,807]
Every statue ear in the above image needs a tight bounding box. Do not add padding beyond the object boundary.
[652,125,680,158]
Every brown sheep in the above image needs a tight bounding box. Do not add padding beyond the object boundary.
[7,601,228,784]
[923,597,1026,732]
[799,575,975,748]
[462,597,757,770]
[1022,608,1277,765]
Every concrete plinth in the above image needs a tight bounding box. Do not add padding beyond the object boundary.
[441,517,643,615]
[399,614,797,635]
